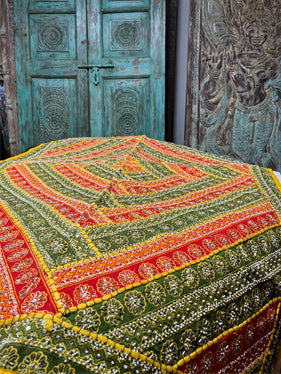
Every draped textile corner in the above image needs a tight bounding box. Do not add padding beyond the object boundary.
[0,136,281,373]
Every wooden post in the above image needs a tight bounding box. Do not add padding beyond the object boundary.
[0,0,19,156]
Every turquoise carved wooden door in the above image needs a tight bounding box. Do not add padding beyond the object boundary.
[14,0,165,153]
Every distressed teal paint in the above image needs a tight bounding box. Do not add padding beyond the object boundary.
[14,0,165,152]
[87,0,165,140]
[14,0,88,153]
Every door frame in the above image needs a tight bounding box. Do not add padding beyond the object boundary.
[165,0,178,143]
[1,0,178,156]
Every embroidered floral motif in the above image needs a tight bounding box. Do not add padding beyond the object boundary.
[160,339,178,365]
[0,230,19,242]
[94,239,111,251]
[216,341,230,365]
[73,284,97,304]
[197,319,211,345]
[11,258,33,272]
[248,239,261,259]
[215,234,232,247]
[240,295,252,318]
[257,216,270,229]
[212,311,226,336]
[200,351,215,374]
[49,363,75,374]
[183,361,199,374]
[124,290,146,315]
[180,329,196,356]
[226,303,239,327]
[46,238,68,254]
[145,282,166,306]
[181,268,199,289]
[0,346,19,369]
[225,249,241,268]
[256,315,267,336]
[267,231,280,247]
[138,263,158,279]
[202,238,218,251]
[172,250,191,265]
[275,275,281,296]
[237,224,252,236]
[262,281,274,302]
[244,324,255,345]
[111,235,128,246]
[238,243,252,262]
[0,217,8,225]
[212,256,229,275]
[101,299,124,325]
[96,277,119,296]
[163,275,183,297]
[156,256,176,272]
[118,270,140,286]
[231,334,243,355]
[198,262,215,282]
[75,308,101,332]
[59,292,73,309]
[130,230,146,241]
[27,219,45,230]
[18,351,48,374]
[227,228,243,241]
[39,229,57,241]
[7,247,28,262]
[21,291,47,313]
[19,277,41,299]
[4,239,24,252]
[188,244,205,259]
[15,268,38,284]
[252,288,262,309]
[258,236,271,252]
[247,219,261,232]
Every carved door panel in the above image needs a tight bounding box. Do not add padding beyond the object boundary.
[14,0,89,153]
[87,0,165,139]
[14,0,165,153]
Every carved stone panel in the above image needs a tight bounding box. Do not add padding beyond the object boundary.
[186,0,281,172]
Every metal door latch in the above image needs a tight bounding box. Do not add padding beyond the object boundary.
[78,64,114,86]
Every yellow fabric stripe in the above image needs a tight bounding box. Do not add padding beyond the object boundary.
[269,169,281,193]
[0,369,19,374]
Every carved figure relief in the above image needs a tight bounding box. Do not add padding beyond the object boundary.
[186,0,281,172]
[39,87,70,143]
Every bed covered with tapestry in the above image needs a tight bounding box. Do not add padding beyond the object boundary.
[0,136,281,374]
